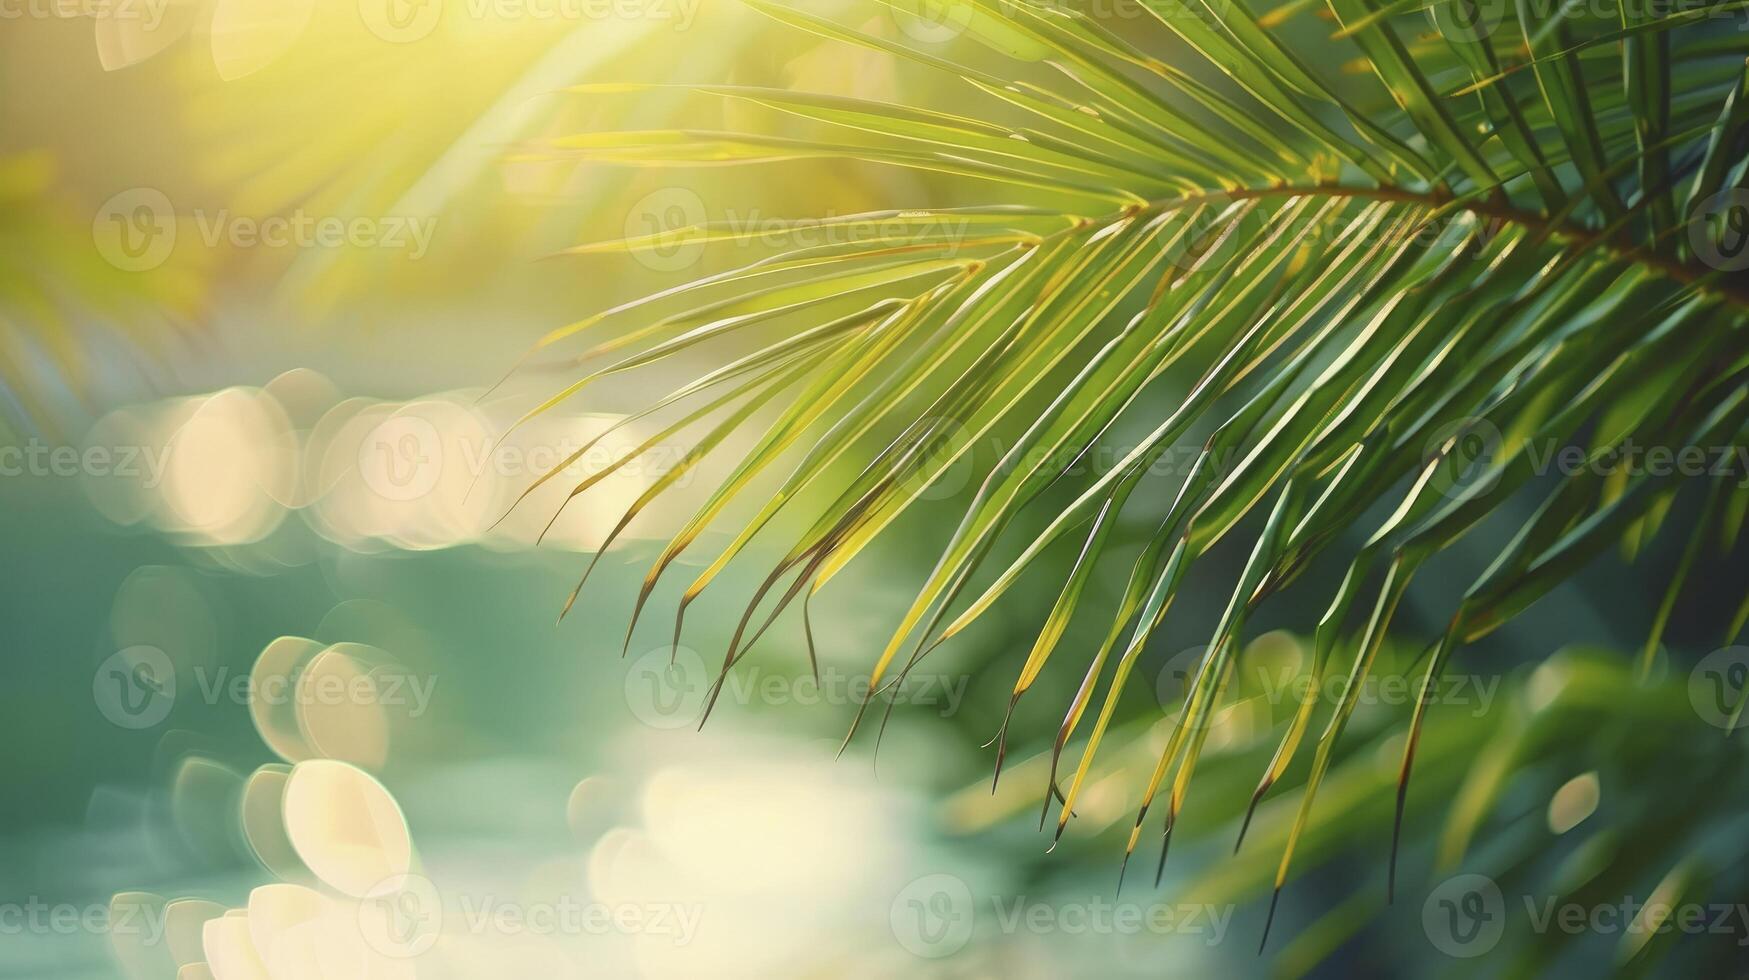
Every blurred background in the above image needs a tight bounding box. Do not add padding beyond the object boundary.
[4,2,1749,978]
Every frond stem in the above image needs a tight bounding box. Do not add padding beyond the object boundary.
[1140,183,1749,307]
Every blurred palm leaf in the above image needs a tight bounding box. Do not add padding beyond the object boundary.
[0,151,204,436]
[168,1,869,310]
[505,0,1749,950]
[940,639,1749,974]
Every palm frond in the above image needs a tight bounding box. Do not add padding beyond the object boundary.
[504,0,1749,948]
[0,151,206,436]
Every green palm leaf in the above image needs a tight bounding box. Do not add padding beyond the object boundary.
[503,0,1749,953]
